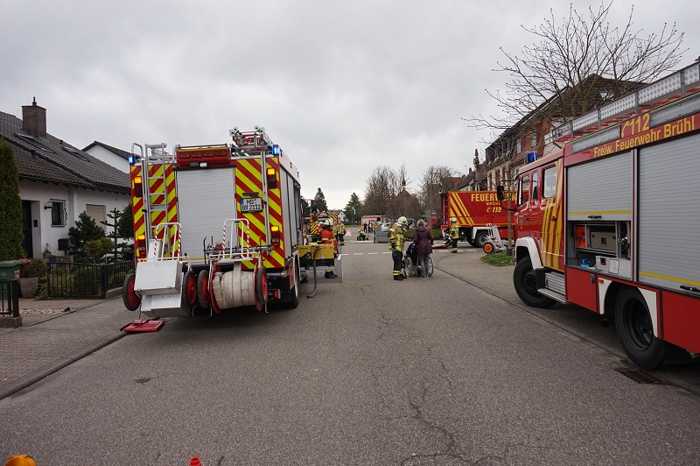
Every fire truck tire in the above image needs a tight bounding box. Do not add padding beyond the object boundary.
[614,288,666,369]
[183,270,198,309]
[513,257,556,308]
[197,270,210,309]
[283,261,301,309]
[474,231,488,249]
[122,272,141,311]
[255,266,268,312]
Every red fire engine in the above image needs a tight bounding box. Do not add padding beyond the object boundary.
[441,190,515,248]
[512,62,700,369]
[122,127,304,318]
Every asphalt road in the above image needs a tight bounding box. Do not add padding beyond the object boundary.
[2,238,699,465]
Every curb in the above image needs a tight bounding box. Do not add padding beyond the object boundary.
[0,332,126,401]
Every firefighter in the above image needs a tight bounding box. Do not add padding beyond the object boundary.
[449,217,459,253]
[319,218,335,243]
[389,216,409,280]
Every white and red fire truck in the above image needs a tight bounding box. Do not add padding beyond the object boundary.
[122,127,304,317]
[512,63,700,369]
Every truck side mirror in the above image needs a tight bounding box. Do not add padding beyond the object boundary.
[496,185,505,201]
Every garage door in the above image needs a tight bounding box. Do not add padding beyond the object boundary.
[639,133,700,291]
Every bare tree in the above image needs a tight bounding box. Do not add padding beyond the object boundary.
[363,166,399,215]
[466,1,686,130]
[419,166,455,220]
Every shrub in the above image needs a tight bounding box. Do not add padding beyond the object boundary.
[0,139,23,260]
[21,259,48,278]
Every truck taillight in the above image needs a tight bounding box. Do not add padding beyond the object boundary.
[133,176,143,197]
[270,225,281,245]
[135,236,147,258]
[266,167,278,189]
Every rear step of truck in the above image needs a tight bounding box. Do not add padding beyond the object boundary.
[538,271,567,304]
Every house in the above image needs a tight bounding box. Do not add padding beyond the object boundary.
[476,75,646,190]
[0,99,130,258]
[83,140,133,174]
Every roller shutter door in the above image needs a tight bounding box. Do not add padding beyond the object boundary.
[639,133,700,291]
[177,168,236,257]
[567,151,633,221]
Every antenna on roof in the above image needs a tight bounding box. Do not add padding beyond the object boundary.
[32,96,37,106]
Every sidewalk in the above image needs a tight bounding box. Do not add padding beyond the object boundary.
[18,298,102,326]
[434,248,519,305]
[0,298,133,399]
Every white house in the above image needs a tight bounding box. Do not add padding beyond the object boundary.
[0,100,130,259]
[83,140,132,174]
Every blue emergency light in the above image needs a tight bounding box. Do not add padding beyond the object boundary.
[128,155,138,165]
[526,151,538,163]
[271,144,281,155]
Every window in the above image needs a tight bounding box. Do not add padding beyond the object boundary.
[531,172,539,202]
[543,166,558,198]
[518,175,530,205]
[516,138,522,153]
[530,131,537,148]
[86,204,106,225]
[51,200,66,227]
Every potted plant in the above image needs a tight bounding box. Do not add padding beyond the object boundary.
[19,259,48,298]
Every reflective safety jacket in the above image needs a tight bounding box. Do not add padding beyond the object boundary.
[449,225,459,240]
[389,223,406,252]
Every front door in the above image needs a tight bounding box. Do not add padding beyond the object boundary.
[21,200,33,258]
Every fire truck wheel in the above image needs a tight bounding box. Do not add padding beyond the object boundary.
[255,266,268,312]
[283,261,301,309]
[183,270,198,309]
[197,270,210,309]
[614,288,666,369]
[513,258,555,308]
[474,231,488,249]
[122,272,141,311]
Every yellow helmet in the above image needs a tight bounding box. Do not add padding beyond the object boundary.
[4,456,37,466]
[450,217,457,224]
[397,216,408,226]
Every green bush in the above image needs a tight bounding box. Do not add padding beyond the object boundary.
[0,139,23,260]
[21,259,48,278]
[86,237,112,261]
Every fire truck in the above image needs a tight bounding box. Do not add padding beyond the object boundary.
[440,190,515,248]
[122,127,304,317]
[512,62,700,369]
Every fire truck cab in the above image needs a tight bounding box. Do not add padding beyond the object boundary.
[123,127,304,318]
[512,62,700,369]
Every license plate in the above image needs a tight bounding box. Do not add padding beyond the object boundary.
[240,197,263,212]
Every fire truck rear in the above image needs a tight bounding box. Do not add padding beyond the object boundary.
[440,190,515,248]
[512,62,700,369]
[122,127,304,317]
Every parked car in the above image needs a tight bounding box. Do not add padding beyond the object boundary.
[373,223,392,243]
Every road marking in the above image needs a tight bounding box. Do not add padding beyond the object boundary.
[382,252,391,254]
[367,252,378,255]
[353,253,363,256]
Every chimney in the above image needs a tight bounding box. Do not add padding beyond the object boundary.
[22,97,47,137]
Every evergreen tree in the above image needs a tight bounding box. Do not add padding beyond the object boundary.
[0,139,23,260]
[310,187,328,213]
[343,192,363,224]
[117,205,133,238]
[69,212,106,261]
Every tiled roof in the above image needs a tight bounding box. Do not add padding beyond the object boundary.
[0,111,129,193]
[83,140,132,161]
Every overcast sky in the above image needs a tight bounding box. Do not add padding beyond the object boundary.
[1,0,697,208]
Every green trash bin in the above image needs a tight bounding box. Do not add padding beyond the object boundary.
[0,260,22,281]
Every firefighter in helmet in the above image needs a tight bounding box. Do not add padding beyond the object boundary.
[389,216,409,280]
[319,218,335,243]
[449,216,459,253]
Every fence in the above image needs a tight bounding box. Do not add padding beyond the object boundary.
[0,281,20,317]
[46,261,134,298]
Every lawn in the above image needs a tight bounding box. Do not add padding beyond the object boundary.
[480,251,513,267]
